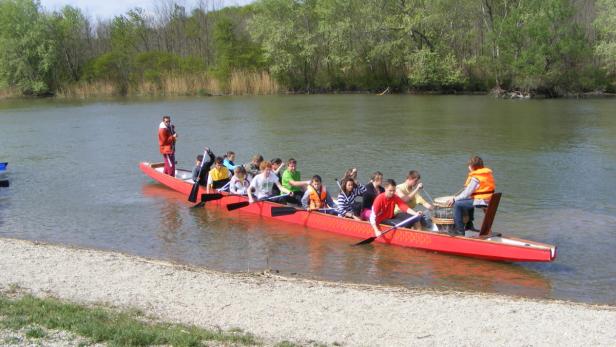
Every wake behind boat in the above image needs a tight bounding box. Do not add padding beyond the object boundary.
[140,162,556,262]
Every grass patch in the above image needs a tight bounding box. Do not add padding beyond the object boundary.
[0,294,260,346]
[25,326,47,338]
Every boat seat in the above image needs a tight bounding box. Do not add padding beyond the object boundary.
[479,192,502,236]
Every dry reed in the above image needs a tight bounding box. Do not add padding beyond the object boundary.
[55,70,280,98]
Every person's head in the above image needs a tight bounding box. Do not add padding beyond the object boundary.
[405,170,421,187]
[259,160,272,174]
[162,115,171,125]
[468,155,484,171]
[214,156,224,168]
[341,177,357,194]
[371,171,383,186]
[196,154,204,164]
[234,166,247,179]
[343,167,357,180]
[271,158,282,170]
[225,151,236,161]
[252,154,264,165]
[384,179,397,198]
[287,158,297,171]
[311,175,322,190]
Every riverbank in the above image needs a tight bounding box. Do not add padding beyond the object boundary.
[1,238,615,346]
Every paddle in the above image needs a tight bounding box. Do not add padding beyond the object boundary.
[188,148,209,203]
[0,180,8,188]
[226,193,289,211]
[271,206,336,217]
[353,214,421,246]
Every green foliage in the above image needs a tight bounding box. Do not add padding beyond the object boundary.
[407,49,467,90]
[0,0,612,96]
[210,7,264,82]
[595,0,616,86]
[0,0,56,95]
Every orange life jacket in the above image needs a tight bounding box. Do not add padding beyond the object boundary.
[308,185,328,209]
[464,167,495,201]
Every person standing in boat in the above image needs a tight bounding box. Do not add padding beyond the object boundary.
[281,158,309,206]
[158,115,177,176]
[192,148,215,186]
[360,171,384,220]
[207,157,232,191]
[447,156,496,235]
[370,179,423,237]
[337,176,366,220]
[395,170,434,229]
[301,175,337,213]
[248,161,291,203]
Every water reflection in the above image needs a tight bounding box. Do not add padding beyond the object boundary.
[142,182,552,299]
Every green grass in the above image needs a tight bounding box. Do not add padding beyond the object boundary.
[0,294,260,346]
[25,326,46,338]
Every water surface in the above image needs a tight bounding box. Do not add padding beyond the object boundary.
[1,95,615,304]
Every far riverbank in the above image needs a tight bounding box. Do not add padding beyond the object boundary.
[1,238,615,346]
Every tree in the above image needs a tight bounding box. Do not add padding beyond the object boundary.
[0,0,56,95]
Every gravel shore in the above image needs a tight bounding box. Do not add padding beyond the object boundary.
[1,238,615,346]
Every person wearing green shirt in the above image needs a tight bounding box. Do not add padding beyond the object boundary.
[281,158,309,205]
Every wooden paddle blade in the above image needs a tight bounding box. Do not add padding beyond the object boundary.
[188,182,200,203]
[0,180,9,188]
[354,236,377,246]
[201,193,223,202]
[271,206,298,217]
[226,201,250,211]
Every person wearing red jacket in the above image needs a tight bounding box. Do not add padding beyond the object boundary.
[158,115,177,176]
[369,179,423,237]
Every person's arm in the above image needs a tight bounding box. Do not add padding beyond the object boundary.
[248,179,257,203]
[453,178,479,201]
[394,196,417,215]
[416,191,433,209]
[275,181,291,195]
[229,177,237,194]
[325,193,337,209]
[301,190,310,208]
[192,166,200,182]
[369,205,382,237]
[336,193,347,216]
[357,183,367,195]
[273,162,285,175]
[206,170,214,190]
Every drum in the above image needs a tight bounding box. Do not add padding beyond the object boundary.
[432,196,454,232]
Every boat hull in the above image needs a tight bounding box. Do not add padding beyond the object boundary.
[140,162,556,262]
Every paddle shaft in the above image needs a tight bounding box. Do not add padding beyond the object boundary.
[227,193,289,211]
[354,214,421,246]
[188,148,210,202]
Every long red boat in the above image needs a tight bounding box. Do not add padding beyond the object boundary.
[140,162,557,262]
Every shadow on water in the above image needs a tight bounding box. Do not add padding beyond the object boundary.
[142,183,553,300]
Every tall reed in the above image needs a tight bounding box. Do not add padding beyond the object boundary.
[55,70,280,98]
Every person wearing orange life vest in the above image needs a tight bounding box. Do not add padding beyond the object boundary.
[447,156,496,235]
[301,175,337,214]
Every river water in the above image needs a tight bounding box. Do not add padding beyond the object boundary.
[1,95,615,305]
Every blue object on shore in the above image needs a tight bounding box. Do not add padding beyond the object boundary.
[0,162,7,171]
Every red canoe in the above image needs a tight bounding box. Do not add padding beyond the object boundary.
[140,162,557,262]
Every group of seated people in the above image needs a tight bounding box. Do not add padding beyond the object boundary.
[193,149,495,237]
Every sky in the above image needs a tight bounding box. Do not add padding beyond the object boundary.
[39,0,254,19]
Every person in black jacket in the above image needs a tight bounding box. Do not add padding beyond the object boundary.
[192,147,215,186]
